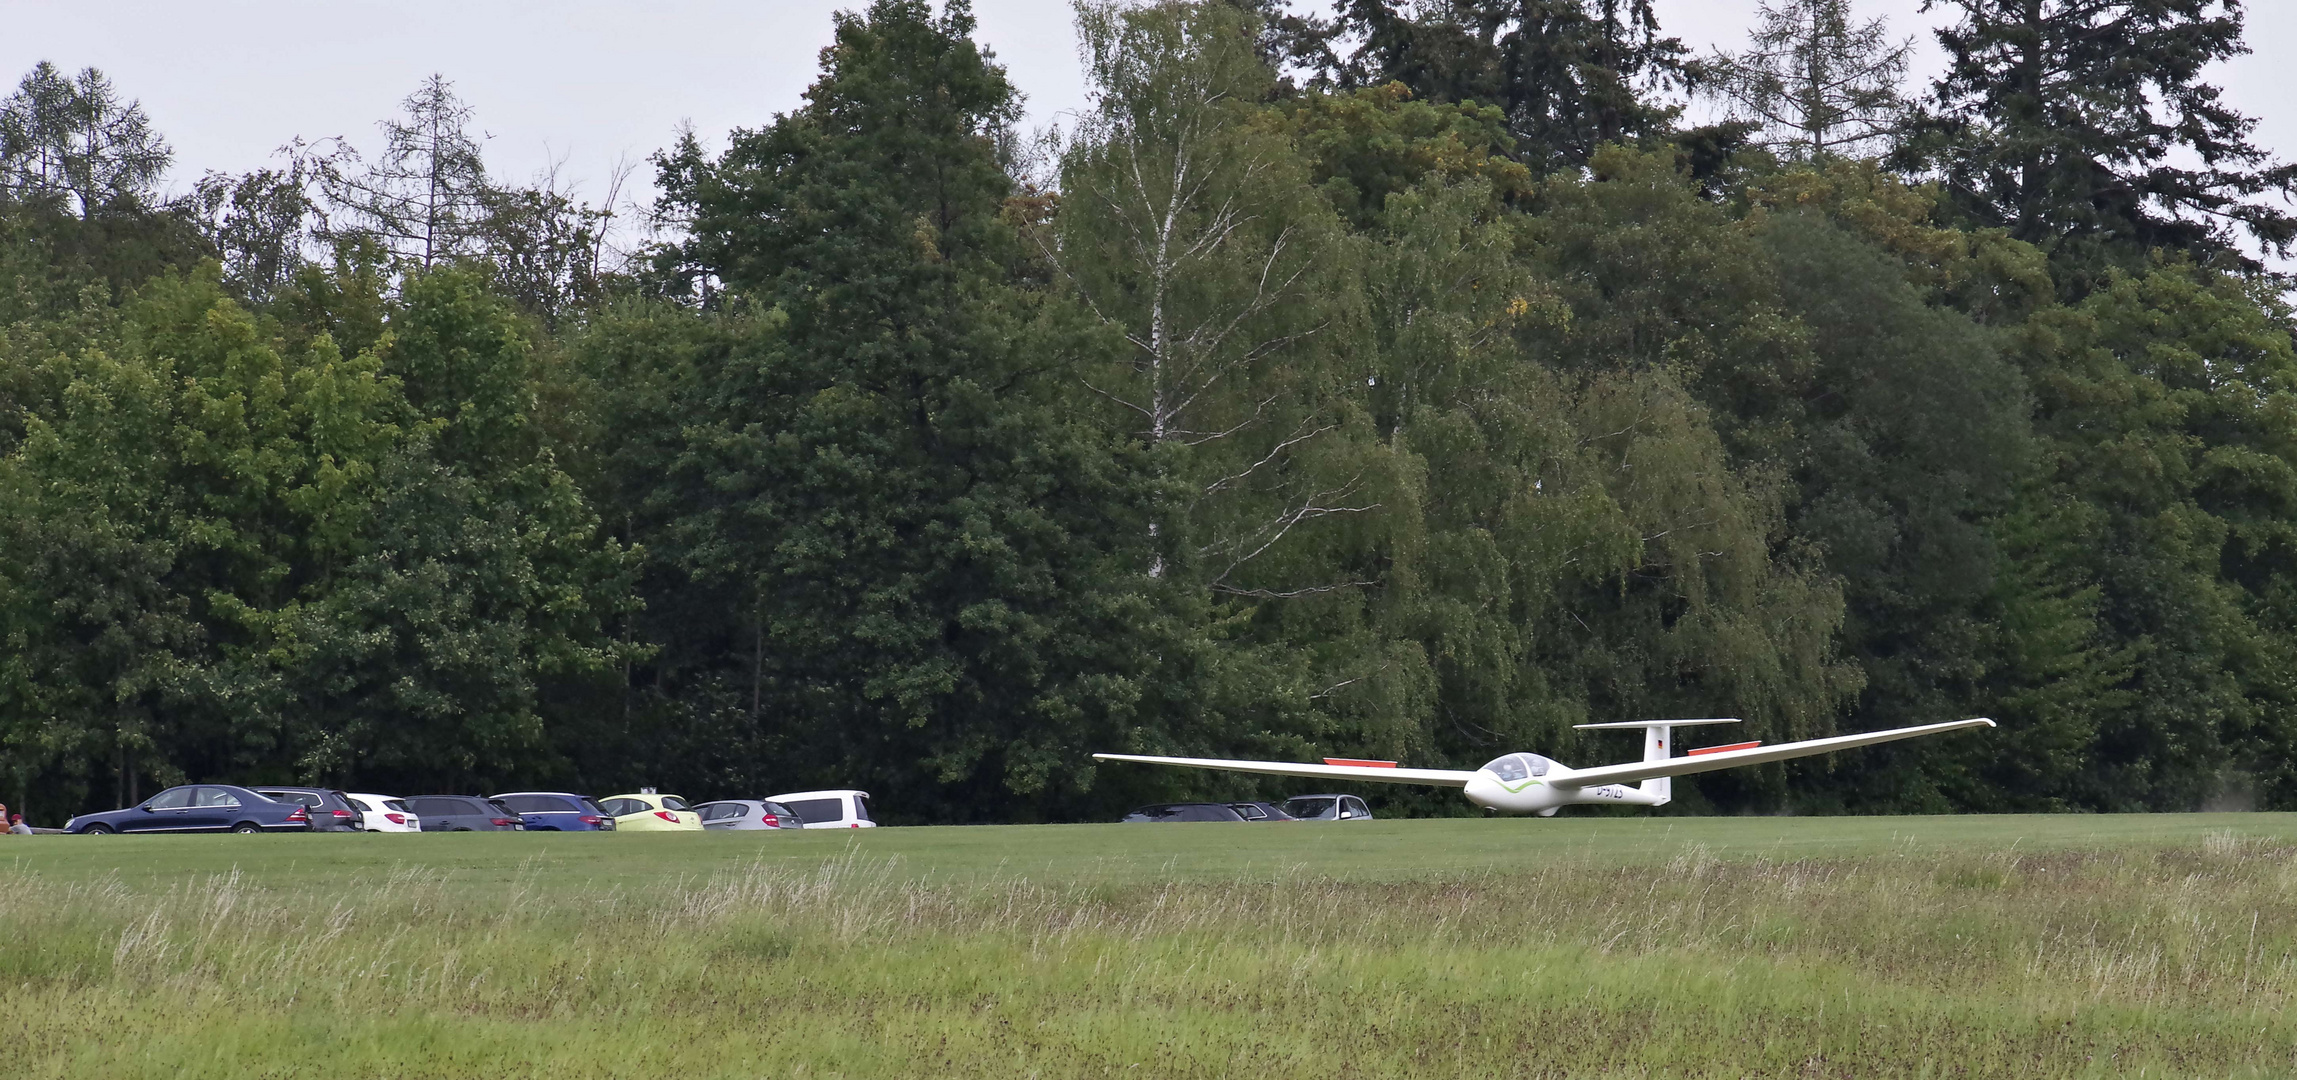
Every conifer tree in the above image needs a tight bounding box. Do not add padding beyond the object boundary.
[1707,0,1912,161]
[0,62,171,218]
[1320,0,1689,173]
[1909,0,2297,280]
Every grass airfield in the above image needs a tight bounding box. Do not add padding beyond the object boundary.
[9,814,2297,1078]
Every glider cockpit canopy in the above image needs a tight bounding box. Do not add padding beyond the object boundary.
[1481,754,1554,782]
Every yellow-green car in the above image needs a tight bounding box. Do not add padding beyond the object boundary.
[596,793,702,831]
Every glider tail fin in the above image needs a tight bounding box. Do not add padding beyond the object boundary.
[1641,725,1672,806]
[1572,718,1740,807]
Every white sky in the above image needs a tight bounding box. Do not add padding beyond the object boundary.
[7,0,2293,216]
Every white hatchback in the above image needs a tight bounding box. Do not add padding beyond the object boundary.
[346,793,421,832]
[764,789,876,828]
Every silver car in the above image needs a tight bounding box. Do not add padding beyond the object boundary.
[1280,794,1374,821]
[693,799,808,831]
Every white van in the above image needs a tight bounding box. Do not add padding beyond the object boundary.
[764,789,876,828]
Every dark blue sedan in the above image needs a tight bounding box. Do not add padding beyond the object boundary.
[65,785,313,834]
[492,791,617,831]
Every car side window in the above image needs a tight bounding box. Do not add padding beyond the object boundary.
[1232,803,1265,820]
[597,798,636,816]
[701,803,743,820]
[658,795,690,811]
[195,787,240,809]
[782,798,843,824]
[146,787,196,810]
[852,795,873,823]
[407,798,455,816]
[1343,797,1369,818]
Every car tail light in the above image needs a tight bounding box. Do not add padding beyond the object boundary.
[578,815,603,826]
[331,808,353,818]
[385,813,406,825]
[760,815,779,827]
[654,810,678,823]
[286,806,309,822]
[849,822,861,828]
[491,818,515,827]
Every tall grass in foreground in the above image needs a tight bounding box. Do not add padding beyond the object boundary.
[8,834,2297,1077]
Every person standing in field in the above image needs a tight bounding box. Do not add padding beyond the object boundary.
[8,814,28,835]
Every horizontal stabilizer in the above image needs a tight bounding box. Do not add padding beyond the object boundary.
[1573,718,1742,730]
[1092,753,1474,788]
[1551,718,1996,789]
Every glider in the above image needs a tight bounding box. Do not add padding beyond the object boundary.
[1093,717,1995,816]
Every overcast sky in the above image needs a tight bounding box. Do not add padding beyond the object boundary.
[8,0,2294,215]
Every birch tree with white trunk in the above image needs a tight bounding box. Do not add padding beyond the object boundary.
[1055,0,1384,597]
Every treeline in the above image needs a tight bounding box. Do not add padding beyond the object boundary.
[5,0,2297,823]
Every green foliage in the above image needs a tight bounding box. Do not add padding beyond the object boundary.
[1909,0,2297,285]
[11,4,2297,822]
[0,265,634,808]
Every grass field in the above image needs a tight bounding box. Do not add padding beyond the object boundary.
[8,814,2297,1077]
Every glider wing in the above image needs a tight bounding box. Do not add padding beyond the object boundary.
[1090,753,1476,788]
[1548,718,1996,789]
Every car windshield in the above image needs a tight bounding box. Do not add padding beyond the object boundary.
[782,798,844,824]
[1285,797,1337,819]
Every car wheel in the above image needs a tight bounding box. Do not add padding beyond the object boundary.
[82,823,113,834]
[231,822,263,834]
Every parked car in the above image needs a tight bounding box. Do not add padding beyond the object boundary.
[404,795,527,831]
[346,793,421,832]
[1120,802,1247,823]
[254,786,366,832]
[596,793,702,831]
[1228,801,1298,821]
[65,785,312,834]
[492,792,616,831]
[765,789,876,828]
[1280,794,1374,821]
[693,799,806,831]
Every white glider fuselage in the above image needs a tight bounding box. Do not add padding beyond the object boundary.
[1462,769,1660,815]
[1092,717,1998,817]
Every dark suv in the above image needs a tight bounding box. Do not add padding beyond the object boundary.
[492,792,615,831]
[254,787,366,832]
[405,795,527,831]
[1121,803,1247,822]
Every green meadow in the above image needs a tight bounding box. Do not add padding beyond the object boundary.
[8,815,2297,1078]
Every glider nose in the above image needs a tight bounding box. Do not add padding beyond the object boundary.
[1463,772,1502,810]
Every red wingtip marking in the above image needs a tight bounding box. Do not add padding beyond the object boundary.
[1687,741,1762,757]
[1323,758,1399,768]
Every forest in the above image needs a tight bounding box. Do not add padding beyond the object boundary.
[4,0,2296,823]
